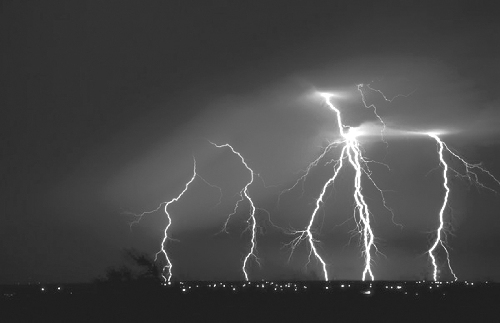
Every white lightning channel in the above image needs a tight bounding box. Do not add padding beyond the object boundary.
[285,92,383,281]
[285,146,346,281]
[426,132,500,281]
[426,133,457,282]
[127,157,221,282]
[210,142,259,281]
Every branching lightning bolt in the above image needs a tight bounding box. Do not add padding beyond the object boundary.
[210,142,260,281]
[426,133,456,282]
[357,84,388,137]
[284,92,389,281]
[285,145,345,281]
[128,157,222,282]
[426,132,500,281]
[357,83,416,144]
[277,141,339,207]
[359,83,417,104]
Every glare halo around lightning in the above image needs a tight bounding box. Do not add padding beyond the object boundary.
[209,141,259,281]
[286,92,382,281]
[425,132,500,281]
[323,93,378,281]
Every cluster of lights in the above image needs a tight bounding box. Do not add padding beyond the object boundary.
[174,281,312,294]
[170,280,495,296]
[5,280,496,301]
[162,281,487,296]
[175,281,373,295]
[0,284,73,298]
[39,286,64,292]
[384,285,403,290]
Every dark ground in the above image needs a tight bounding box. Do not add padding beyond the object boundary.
[1,281,498,322]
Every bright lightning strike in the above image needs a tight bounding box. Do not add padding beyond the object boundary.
[284,91,390,281]
[425,132,500,281]
[210,142,260,281]
[128,157,221,282]
[285,144,345,281]
[426,133,456,282]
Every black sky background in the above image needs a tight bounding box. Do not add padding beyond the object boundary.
[2,1,500,283]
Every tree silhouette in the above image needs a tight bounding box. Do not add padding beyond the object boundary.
[95,249,162,285]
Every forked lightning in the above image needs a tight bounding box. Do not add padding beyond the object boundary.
[210,142,260,281]
[425,132,500,281]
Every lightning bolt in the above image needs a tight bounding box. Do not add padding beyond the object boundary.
[359,83,417,104]
[210,142,260,281]
[285,144,344,281]
[426,133,456,282]
[327,94,379,282]
[277,141,339,207]
[357,83,416,144]
[425,132,500,281]
[357,84,388,136]
[285,92,388,281]
[128,157,221,282]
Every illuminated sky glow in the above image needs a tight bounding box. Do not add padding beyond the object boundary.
[3,1,500,283]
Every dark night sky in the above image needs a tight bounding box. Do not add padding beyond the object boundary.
[2,0,500,283]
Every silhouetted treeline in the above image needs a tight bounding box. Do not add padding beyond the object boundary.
[93,249,162,286]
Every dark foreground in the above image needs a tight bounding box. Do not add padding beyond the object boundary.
[2,281,498,322]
